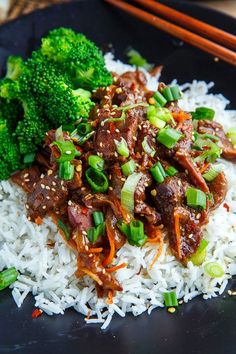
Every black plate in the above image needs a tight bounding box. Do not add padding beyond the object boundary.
[0,1,236,353]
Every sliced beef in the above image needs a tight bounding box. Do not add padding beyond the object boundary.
[208,171,227,210]
[68,202,93,231]
[198,120,236,160]
[151,176,207,262]
[27,172,68,221]
[11,165,41,193]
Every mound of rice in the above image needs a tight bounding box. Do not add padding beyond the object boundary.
[0,54,236,329]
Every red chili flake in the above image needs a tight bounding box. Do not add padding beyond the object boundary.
[109,122,116,134]
[76,146,83,153]
[223,203,230,212]
[32,308,43,319]
[82,206,88,215]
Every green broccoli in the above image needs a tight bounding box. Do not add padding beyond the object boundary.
[0,78,20,101]
[0,98,23,131]
[5,55,25,81]
[0,119,23,180]
[40,27,113,90]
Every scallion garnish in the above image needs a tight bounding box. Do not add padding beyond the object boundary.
[203,165,222,182]
[163,291,178,307]
[194,139,221,163]
[166,166,178,176]
[87,223,105,243]
[114,137,129,158]
[189,239,208,266]
[191,107,215,120]
[121,172,143,213]
[0,267,18,291]
[121,159,136,176]
[204,262,224,278]
[59,161,75,180]
[150,162,166,184]
[142,136,156,157]
[58,218,70,240]
[92,211,104,227]
[153,91,167,107]
[147,106,173,129]
[127,49,153,70]
[53,140,81,162]
[77,122,92,136]
[117,220,147,247]
[157,127,183,149]
[162,85,182,102]
[88,155,105,171]
[116,220,130,238]
[85,167,109,193]
[186,187,206,210]
[227,128,236,146]
[55,126,64,141]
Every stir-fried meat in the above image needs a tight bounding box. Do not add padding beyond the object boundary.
[27,172,68,221]
[68,202,93,231]
[208,171,227,210]
[11,166,41,193]
[151,176,207,262]
[198,120,236,160]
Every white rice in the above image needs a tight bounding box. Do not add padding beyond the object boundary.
[0,53,236,329]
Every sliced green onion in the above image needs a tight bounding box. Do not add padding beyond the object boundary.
[58,218,70,240]
[153,91,167,107]
[53,140,80,162]
[55,126,64,141]
[59,161,75,180]
[116,220,130,238]
[92,211,104,227]
[147,106,173,128]
[106,103,148,123]
[129,220,147,246]
[186,187,206,210]
[62,124,76,133]
[163,291,178,307]
[88,155,104,171]
[85,167,109,193]
[142,136,156,157]
[77,122,92,136]
[227,128,236,146]
[0,267,18,291]
[203,165,222,182]
[87,223,105,243]
[170,86,182,100]
[157,127,183,149]
[150,162,166,184]
[194,140,221,163]
[114,137,129,157]
[191,107,215,120]
[166,166,178,176]
[189,239,208,266]
[121,172,143,213]
[127,49,153,70]
[23,152,36,164]
[76,131,94,145]
[121,159,136,176]
[204,262,224,278]
[162,87,173,101]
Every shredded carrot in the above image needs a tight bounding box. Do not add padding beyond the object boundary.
[32,308,43,319]
[149,238,164,270]
[80,268,103,286]
[199,162,210,174]
[174,212,182,258]
[172,111,190,123]
[106,290,114,305]
[147,229,163,243]
[85,310,91,321]
[35,216,42,225]
[102,223,116,267]
[106,262,127,273]
[89,247,103,253]
[113,198,132,223]
[223,202,230,212]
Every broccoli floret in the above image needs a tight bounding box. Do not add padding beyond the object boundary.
[14,95,48,154]
[40,27,113,90]
[0,78,20,101]
[44,83,94,126]
[0,97,23,131]
[5,56,25,81]
[0,119,23,180]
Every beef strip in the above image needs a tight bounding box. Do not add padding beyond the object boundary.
[68,202,93,231]
[151,176,208,262]
[208,171,227,210]
[27,172,68,221]
[197,120,236,160]
[11,165,41,193]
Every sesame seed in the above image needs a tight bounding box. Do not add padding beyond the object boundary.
[85,245,89,251]
[115,129,120,133]
[109,186,113,191]
[27,216,31,221]
[25,179,30,182]
[81,187,86,191]
[52,188,56,192]
[42,205,46,210]
[138,187,143,193]
[25,204,29,209]
[76,165,82,172]
[115,87,122,94]
[121,177,126,182]
[110,111,116,116]
[196,213,201,219]
[228,290,232,295]
[89,254,93,258]
[108,174,112,180]
[144,182,149,187]
[52,181,56,186]
[168,307,176,314]
[47,169,53,176]
[46,186,50,190]
[151,189,157,196]
[82,230,87,236]
[101,121,105,127]
[138,125,142,130]
[104,95,110,100]
[214,57,219,62]
[68,200,72,206]
[152,138,156,143]
[133,136,137,141]
[106,130,111,134]
[114,152,118,157]
[41,184,45,189]
[177,180,182,186]
[46,196,50,200]
[72,234,77,240]
[33,183,36,188]
[102,269,106,274]
[23,173,29,178]
[178,300,183,305]
[99,142,103,148]
[65,150,72,155]
[189,234,193,239]
[40,174,44,179]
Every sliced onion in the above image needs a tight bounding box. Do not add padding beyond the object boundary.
[121,172,143,214]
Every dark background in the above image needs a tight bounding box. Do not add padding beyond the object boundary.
[0,1,236,353]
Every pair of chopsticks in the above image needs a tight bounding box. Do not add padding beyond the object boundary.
[104,0,236,66]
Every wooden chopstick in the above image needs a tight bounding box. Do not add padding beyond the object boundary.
[133,0,236,50]
[105,0,236,66]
